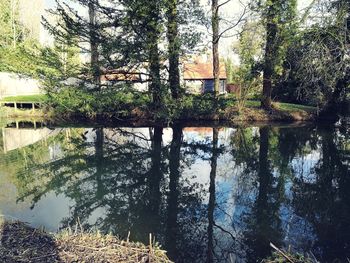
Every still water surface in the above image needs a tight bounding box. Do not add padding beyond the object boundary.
[0,120,349,262]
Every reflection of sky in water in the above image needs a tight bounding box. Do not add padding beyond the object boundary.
[0,190,72,231]
[292,150,320,183]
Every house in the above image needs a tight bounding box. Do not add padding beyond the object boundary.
[100,69,148,92]
[183,61,227,94]
[0,72,42,99]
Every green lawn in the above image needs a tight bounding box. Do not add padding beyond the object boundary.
[275,102,317,113]
[245,100,261,108]
[0,94,47,103]
[242,100,317,113]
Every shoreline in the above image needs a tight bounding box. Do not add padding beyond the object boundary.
[0,220,171,263]
[0,104,318,126]
[0,220,316,263]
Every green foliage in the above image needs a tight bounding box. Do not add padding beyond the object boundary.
[232,20,264,107]
[274,0,350,110]
[0,0,23,48]
[224,58,235,84]
[0,0,81,85]
[47,86,151,118]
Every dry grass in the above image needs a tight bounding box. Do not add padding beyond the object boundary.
[0,220,172,263]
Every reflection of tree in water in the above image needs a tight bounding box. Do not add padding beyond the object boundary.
[292,126,350,261]
[8,124,350,262]
[230,125,317,262]
[239,127,283,262]
[165,125,182,261]
[10,126,220,262]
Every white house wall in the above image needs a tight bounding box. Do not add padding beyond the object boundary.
[184,80,203,94]
[0,72,43,99]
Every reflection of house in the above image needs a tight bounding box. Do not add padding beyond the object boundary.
[2,125,60,153]
[183,62,227,94]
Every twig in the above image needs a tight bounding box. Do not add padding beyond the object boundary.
[270,243,295,263]
[27,252,57,261]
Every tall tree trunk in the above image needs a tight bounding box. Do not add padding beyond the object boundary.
[207,128,219,262]
[167,0,181,100]
[88,0,100,86]
[212,0,220,97]
[147,3,162,109]
[149,41,162,109]
[261,1,278,110]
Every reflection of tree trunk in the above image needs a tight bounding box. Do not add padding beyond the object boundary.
[254,126,271,259]
[319,128,339,192]
[95,128,104,199]
[258,127,269,207]
[246,126,283,261]
[165,125,183,261]
[207,128,219,263]
[147,127,163,235]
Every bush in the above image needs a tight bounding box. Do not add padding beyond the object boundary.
[47,86,151,118]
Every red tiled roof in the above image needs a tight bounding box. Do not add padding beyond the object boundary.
[183,62,227,80]
[100,70,141,82]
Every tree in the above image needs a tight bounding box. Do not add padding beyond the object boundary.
[167,0,181,100]
[280,0,350,118]
[211,0,247,98]
[0,0,21,48]
[233,20,264,110]
[261,0,278,109]
[88,0,100,85]
[212,0,220,97]
[145,2,163,109]
[317,0,350,119]
[258,0,297,109]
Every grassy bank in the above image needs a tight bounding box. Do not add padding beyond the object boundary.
[0,94,48,103]
[0,220,171,263]
[0,93,317,123]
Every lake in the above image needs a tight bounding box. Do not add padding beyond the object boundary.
[0,119,349,262]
